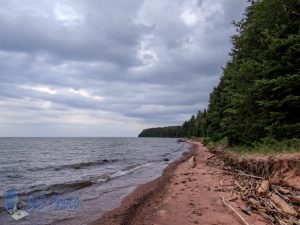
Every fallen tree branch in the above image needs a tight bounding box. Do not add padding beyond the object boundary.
[219,196,250,225]
[222,170,263,180]
[207,154,216,160]
[235,169,263,180]
[271,186,289,201]
[235,181,246,191]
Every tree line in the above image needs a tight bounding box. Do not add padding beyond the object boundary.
[139,0,300,146]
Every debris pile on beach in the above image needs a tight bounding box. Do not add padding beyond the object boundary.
[207,150,300,225]
[233,173,300,225]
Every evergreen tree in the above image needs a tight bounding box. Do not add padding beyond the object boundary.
[139,0,300,146]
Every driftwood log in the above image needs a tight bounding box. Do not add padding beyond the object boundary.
[189,156,196,168]
[257,180,270,196]
[268,192,298,217]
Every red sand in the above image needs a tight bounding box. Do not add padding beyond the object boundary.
[90,141,269,225]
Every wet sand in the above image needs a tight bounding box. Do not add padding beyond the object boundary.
[90,141,268,225]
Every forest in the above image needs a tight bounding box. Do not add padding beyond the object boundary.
[139,0,300,147]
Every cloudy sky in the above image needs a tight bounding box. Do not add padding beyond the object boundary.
[0,0,248,137]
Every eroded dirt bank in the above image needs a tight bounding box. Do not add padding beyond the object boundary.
[220,150,300,189]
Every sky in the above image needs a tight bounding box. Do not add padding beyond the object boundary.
[0,0,249,137]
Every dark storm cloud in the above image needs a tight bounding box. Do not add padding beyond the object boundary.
[0,0,249,136]
[0,1,149,66]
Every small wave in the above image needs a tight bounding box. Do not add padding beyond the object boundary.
[46,180,93,192]
[65,159,118,170]
[93,174,111,183]
[110,163,153,179]
[92,163,154,184]
[26,159,119,172]
[5,174,22,179]
[16,180,94,198]
[56,159,119,171]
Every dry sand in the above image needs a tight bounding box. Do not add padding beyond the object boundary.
[90,141,269,225]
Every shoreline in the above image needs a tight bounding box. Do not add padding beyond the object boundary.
[89,141,268,225]
[89,141,196,225]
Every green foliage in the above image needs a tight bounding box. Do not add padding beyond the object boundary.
[138,126,182,137]
[231,138,300,155]
[200,0,300,146]
[139,0,300,150]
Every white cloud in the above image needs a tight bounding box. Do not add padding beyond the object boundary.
[0,0,249,136]
[22,85,58,95]
[0,98,156,137]
[181,9,197,26]
[67,88,104,101]
[137,35,159,67]
[54,3,84,25]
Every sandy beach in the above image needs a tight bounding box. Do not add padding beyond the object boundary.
[90,141,269,225]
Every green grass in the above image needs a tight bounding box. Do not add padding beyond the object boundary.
[230,138,300,155]
[195,136,300,155]
[192,137,215,148]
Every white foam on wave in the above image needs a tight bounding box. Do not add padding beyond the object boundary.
[110,163,154,179]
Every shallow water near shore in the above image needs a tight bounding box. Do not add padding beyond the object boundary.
[0,137,190,225]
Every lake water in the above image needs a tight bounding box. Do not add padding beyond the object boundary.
[0,137,190,225]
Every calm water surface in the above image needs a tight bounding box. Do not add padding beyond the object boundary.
[0,137,190,225]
